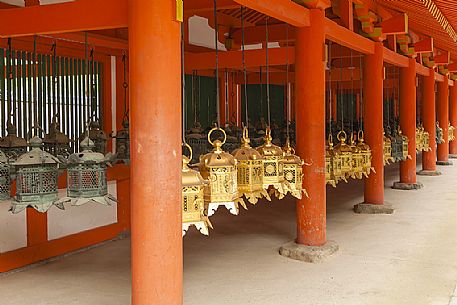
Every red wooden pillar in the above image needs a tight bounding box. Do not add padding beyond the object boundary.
[419,69,440,175]
[358,42,391,211]
[129,1,182,305]
[294,9,326,246]
[437,76,451,165]
[449,85,457,156]
[393,58,422,189]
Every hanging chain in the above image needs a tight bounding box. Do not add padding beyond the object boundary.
[7,38,12,122]
[340,46,344,132]
[33,35,38,132]
[265,17,271,127]
[84,32,90,124]
[285,24,290,139]
[181,22,187,142]
[213,0,220,127]
[225,68,229,125]
[259,66,263,118]
[350,49,354,137]
[241,6,249,128]
[328,41,332,136]
[359,52,363,130]
[51,41,57,116]
[90,47,96,119]
[122,51,129,120]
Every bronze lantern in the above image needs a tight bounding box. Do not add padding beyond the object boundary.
[326,134,345,187]
[232,127,270,205]
[350,132,364,180]
[356,131,375,178]
[383,129,394,165]
[0,120,27,161]
[0,149,10,200]
[111,118,130,164]
[282,138,308,199]
[43,114,71,158]
[448,123,455,142]
[182,145,212,236]
[80,120,107,154]
[436,121,445,144]
[334,130,354,180]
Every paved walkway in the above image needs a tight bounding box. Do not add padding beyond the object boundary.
[1,161,457,305]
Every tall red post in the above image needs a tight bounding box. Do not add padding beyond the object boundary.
[129,1,183,305]
[280,9,338,263]
[393,58,422,189]
[449,84,457,156]
[437,76,451,165]
[419,69,440,175]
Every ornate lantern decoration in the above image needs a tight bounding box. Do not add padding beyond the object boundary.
[232,127,269,204]
[11,134,64,214]
[282,138,308,199]
[199,127,245,216]
[325,134,345,187]
[334,130,354,180]
[0,150,11,200]
[390,127,404,162]
[356,131,375,178]
[398,128,411,161]
[448,123,455,142]
[415,126,423,153]
[350,132,364,180]
[436,122,445,144]
[81,120,107,154]
[256,127,288,198]
[422,128,431,151]
[43,114,71,158]
[182,145,212,236]
[64,136,116,206]
[0,120,27,161]
[383,130,394,165]
[111,118,130,164]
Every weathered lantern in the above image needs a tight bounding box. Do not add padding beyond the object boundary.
[383,130,394,165]
[43,114,71,158]
[436,122,445,144]
[422,128,431,151]
[65,136,116,206]
[282,138,308,199]
[182,145,212,236]
[81,120,107,154]
[256,127,288,198]
[0,150,11,200]
[390,128,404,162]
[11,135,64,214]
[186,124,208,164]
[334,130,354,180]
[199,127,245,216]
[350,132,364,180]
[0,120,27,161]
[111,118,130,164]
[232,127,269,204]
[356,130,375,178]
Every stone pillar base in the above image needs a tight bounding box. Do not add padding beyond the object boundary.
[436,160,453,166]
[392,181,424,190]
[353,203,394,214]
[417,170,442,176]
[449,154,457,159]
[279,241,338,263]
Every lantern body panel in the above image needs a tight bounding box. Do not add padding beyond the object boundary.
[67,164,108,198]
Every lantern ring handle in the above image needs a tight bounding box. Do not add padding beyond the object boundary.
[337,130,347,143]
[358,130,364,141]
[182,143,193,161]
[328,134,333,144]
[242,126,249,141]
[207,127,227,147]
[28,125,44,138]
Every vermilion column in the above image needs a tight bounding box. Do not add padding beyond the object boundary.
[393,58,421,189]
[419,69,439,174]
[361,43,385,206]
[449,85,457,156]
[129,1,182,305]
[294,9,326,246]
[437,76,451,164]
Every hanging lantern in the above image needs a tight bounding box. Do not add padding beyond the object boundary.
[111,117,130,164]
[81,120,107,154]
[199,127,245,216]
[282,138,308,199]
[43,114,71,158]
[256,127,288,198]
[422,127,431,152]
[349,132,364,180]
[0,120,27,161]
[390,127,403,162]
[448,123,455,142]
[0,150,11,200]
[415,126,423,153]
[356,130,375,178]
[186,123,208,164]
[11,133,65,214]
[383,130,394,165]
[232,127,270,204]
[436,122,445,144]
[325,145,336,187]
[325,134,345,187]
[64,136,116,206]
[182,144,212,236]
[398,128,411,161]
[334,130,354,180]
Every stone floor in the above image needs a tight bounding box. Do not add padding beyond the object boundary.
[2,161,457,305]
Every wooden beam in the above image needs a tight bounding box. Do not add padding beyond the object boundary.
[414,38,433,54]
[381,13,408,35]
[383,46,409,67]
[435,51,450,65]
[51,32,128,50]
[338,0,354,31]
[185,0,238,14]
[25,0,40,6]
[185,47,294,71]
[415,62,430,77]
[231,23,295,45]
[292,0,331,10]
[324,18,374,54]
[233,0,310,27]
[0,0,128,38]
[435,72,444,82]
[448,62,457,72]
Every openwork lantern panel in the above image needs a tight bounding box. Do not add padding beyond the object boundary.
[356,131,374,178]
[80,120,107,154]
[111,119,130,164]
[436,122,445,144]
[334,131,354,179]
[0,150,10,200]
[383,130,394,165]
[349,133,364,180]
[282,139,307,199]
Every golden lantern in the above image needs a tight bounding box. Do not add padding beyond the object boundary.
[334,130,354,180]
[349,132,364,180]
[448,123,455,142]
[383,130,394,165]
[256,127,288,198]
[356,130,375,178]
[325,140,336,187]
[398,128,411,161]
[436,122,445,144]
[415,126,423,153]
[325,134,345,187]
[282,138,308,199]
[232,127,270,204]
[199,127,245,217]
[182,145,212,236]
[422,128,431,151]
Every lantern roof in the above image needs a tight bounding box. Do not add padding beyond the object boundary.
[0,149,8,163]
[0,121,27,148]
[232,127,263,161]
[68,137,105,164]
[200,140,236,167]
[182,155,206,187]
[14,136,60,166]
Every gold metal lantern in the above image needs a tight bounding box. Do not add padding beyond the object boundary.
[383,130,394,165]
[182,145,212,236]
[415,126,423,153]
[232,127,270,204]
[256,127,288,198]
[398,128,411,161]
[448,123,455,142]
[349,132,364,180]
[422,128,431,151]
[436,122,445,144]
[325,134,345,187]
[199,127,245,217]
[334,130,354,180]
[282,138,308,199]
[356,130,375,178]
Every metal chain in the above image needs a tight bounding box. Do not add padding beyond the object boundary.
[241,6,249,128]
[328,41,332,136]
[359,52,363,129]
[213,0,220,127]
[181,22,186,141]
[285,24,290,139]
[265,17,271,127]
[122,51,129,119]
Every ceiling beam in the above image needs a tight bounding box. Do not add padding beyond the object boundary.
[184,0,239,15]
[383,46,409,67]
[324,17,375,54]
[0,0,128,38]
